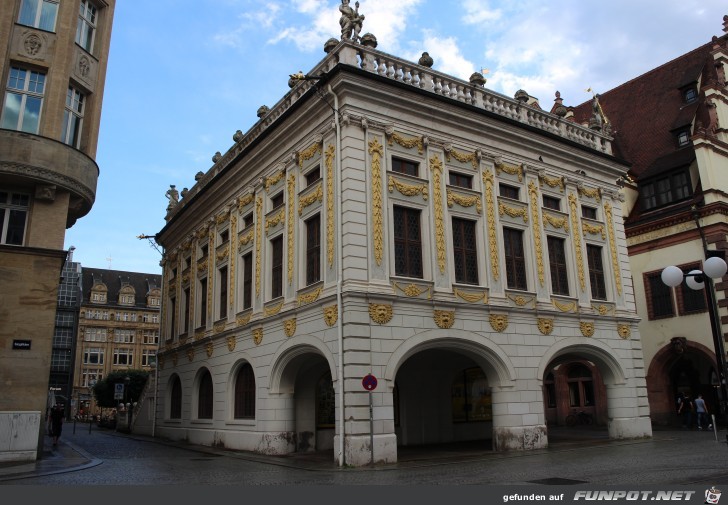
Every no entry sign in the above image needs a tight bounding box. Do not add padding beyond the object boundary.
[362,374,378,391]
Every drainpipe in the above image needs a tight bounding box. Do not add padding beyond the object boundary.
[328,83,345,467]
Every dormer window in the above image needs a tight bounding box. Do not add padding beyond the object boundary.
[683,87,697,104]
[677,130,690,148]
[641,169,691,211]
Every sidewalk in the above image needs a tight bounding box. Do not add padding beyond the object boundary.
[0,424,723,482]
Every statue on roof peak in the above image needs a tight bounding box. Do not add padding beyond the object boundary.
[340,0,365,42]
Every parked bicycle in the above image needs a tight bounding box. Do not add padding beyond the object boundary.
[565,409,594,426]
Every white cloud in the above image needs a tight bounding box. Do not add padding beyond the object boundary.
[460,0,501,25]
[406,32,475,80]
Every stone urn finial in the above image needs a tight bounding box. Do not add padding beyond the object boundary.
[514,89,529,103]
[324,37,339,53]
[419,51,434,68]
[360,33,377,48]
[469,72,486,87]
[257,105,270,118]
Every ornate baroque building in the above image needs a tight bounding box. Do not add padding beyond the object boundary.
[0,0,115,462]
[571,17,728,425]
[73,267,162,418]
[155,8,651,466]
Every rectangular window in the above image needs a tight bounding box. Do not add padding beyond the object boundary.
[243,213,254,228]
[448,172,473,189]
[62,86,84,148]
[18,0,58,31]
[83,347,104,365]
[452,217,478,284]
[677,264,707,315]
[677,130,690,147]
[218,266,228,320]
[503,227,527,290]
[242,253,253,310]
[271,236,283,298]
[547,236,569,296]
[183,286,191,333]
[271,193,284,210]
[542,195,561,211]
[2,67,45,134]
[82,369,102,388]
[0,191,29,245]
[581,206,597,220]
[112,349,133,366]
[306,214,321,285]
[499,183,520,200]
[641,170,692,211]
[586,245,607,300]
[393,206,423,278]
[142,349,156,367]
[76,0,97,53]
[142,330,159,345]
[169,297,176,337]
[113,329,134,344]
[219,229,229,244]
[306,166,321,187]
[84,327,106,342]
[645,271,675,319]
[199,277,207,327]
[392,157,419,177]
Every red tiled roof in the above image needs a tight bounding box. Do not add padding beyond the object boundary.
[572,37,724,180]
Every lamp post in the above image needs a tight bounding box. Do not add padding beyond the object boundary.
[662,255,728,429]
[124,375,131,433]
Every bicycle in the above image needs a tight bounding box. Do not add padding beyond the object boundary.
[565,409,594,427]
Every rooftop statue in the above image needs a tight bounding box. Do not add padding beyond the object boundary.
[165,184,179,212]
[340,0,364,42]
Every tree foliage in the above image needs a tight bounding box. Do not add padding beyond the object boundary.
[93,369,149,408]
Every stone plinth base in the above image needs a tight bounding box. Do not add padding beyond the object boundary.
[492,425,548,451]
[0,411,41,463]
[336,433,398,466]
[608,417,652,440]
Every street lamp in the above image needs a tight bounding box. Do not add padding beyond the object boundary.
[124,375,131,433]
[662,254,728,429]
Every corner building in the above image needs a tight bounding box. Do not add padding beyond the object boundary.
[156,34,651,466]
[0,0,115,462]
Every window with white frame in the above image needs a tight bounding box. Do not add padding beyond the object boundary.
[142,330,159,345]
[76,0,97,53]
[61,86,84,148]
[84,327,107,342]
[82,369,102,388]
[114,329,135,344]
[142,349,156,367]
[18,0,58,31]
[113,348,133,366]
[0,191,29,246]
[2,67,45,134]
[91,289,107,303]
[83,347,104,365]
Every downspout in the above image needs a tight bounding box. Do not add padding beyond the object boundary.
[328,83,345,467]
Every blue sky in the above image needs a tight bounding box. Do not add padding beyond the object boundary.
[63,0,726,274]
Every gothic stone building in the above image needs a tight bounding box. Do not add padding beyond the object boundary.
[155,35,651,466]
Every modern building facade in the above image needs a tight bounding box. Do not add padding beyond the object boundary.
[570,17,728,426]
[73,267,161,418]
[154,9,652,467]
[0,0,115,462]
[49,246,82,413]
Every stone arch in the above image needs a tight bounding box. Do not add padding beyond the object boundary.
[647,339,717,425]
[536,337,627,386]
[268,334,338,394]
[384,328,517,389]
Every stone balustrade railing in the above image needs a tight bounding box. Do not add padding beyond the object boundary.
[170,40,612,220]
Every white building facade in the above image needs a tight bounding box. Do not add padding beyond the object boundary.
[155,35,651,466]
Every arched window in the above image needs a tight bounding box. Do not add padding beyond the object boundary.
[170,376,182,419]
[567,364,594,407]
[198,370,213,419]
[234,363,255,419]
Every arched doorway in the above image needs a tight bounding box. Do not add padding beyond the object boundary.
[647,339,718,426]
[394,348,493,450]
[542,360,607,427]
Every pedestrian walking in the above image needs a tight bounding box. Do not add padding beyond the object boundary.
[694,393,709,430]
[50,403,64,446]
[678,393,694,429]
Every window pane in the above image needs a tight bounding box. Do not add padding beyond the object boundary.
[7,209,27,245]
[18,0,39,27]
[587,245,607,300]
[2,93,21,129]
[547,236,569,295]
[648,274,674,318]
[22,96,42,133]
[39,1,58,31]
[503,228,527,290]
